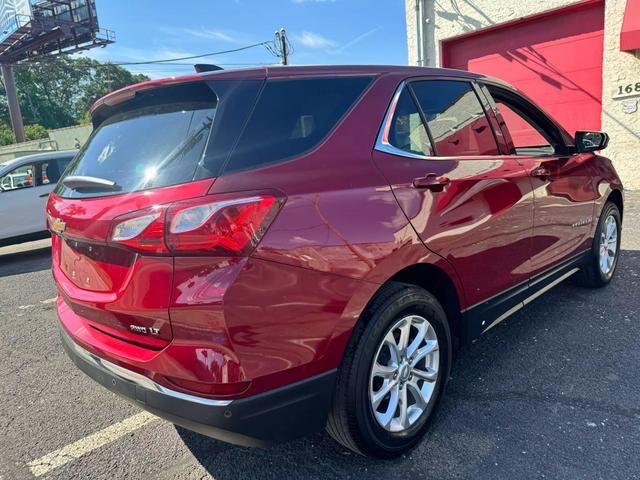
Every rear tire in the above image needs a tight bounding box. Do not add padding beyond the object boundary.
[326,282,451,458]
[576,201,621,288]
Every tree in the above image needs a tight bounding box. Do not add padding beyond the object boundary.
[0,122,14,145]
[24,123,48,141]
[12,57,87,128]
[0,57,149,130]
[0,121,49,145]
[77,60,149,115]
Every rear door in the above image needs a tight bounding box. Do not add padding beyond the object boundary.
[372,78,535,336]
[481,83,597,274]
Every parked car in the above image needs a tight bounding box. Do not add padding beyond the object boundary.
[0,150,77,247]
[48,66,623,458]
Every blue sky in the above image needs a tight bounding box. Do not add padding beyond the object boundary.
[78,0,408,79]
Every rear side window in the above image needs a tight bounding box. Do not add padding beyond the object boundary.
[410,80,499,156]
[40,156,73,185]
[224,77,372,173]
[387,88,433,156]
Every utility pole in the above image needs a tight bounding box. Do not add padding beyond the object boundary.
[275,28,289,65]
[1,64,25,143]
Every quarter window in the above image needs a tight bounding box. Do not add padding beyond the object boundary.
[410,80,499,156]
[387,88,433,156]
[225,77,372,173]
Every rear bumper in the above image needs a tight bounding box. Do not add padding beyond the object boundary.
[60,326,337,447]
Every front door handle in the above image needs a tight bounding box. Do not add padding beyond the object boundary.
[413,174,450,192]
[530,166,551,179]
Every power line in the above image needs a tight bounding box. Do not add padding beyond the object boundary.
[13,61,273,70]
[126,62,272,67]
[112,41,273,66]
[13,41,278,69]
[11,31,294,71]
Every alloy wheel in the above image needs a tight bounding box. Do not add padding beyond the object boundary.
[369,315,439,432]
[599,214,618,275]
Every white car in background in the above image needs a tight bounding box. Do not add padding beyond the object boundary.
[0,150,77,247]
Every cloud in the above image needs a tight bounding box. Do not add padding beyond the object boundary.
[293,31,337,49]
[72,46,200,79]
[182,28,239,44]
[77,46,199,64]
[158,26,257,47]
[333,27,381,53]
[290,28,381,55]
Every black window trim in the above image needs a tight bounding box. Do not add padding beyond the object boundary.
[375,76,503,161]
[478,81,573,156]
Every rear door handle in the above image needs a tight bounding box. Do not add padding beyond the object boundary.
[413,174,450,192]
[39,192,50,198]
[530,166,551,179]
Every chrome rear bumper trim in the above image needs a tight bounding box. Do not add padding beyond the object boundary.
[61,327,233,407]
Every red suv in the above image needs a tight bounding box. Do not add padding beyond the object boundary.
[48,66,623,457]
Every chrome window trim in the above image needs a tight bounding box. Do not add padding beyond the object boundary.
[374,82,433,161]
[375,79,504,161]
[62,327,233,407]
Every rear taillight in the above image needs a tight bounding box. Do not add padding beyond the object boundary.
[167,196,277,255]
[108,194,282,256]
[110,207,167,254]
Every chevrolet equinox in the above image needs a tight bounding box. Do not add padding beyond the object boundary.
[48,65,623,457]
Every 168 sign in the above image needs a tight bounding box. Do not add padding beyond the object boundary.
[616,82,640,96]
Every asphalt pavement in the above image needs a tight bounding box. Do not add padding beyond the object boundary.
[1,194,639,480]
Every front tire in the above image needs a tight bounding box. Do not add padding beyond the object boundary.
[326,282,451,457]
[577,201,621,288]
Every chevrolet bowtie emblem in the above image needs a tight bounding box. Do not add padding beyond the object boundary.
[50,217,66,235]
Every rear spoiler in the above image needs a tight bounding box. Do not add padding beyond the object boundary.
[194,64,224,73]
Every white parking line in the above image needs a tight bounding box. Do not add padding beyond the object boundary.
[17,298,57,310]
[27,412,158,477]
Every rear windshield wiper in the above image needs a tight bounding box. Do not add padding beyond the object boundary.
[62,176,121,191]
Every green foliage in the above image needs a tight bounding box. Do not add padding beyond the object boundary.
[24,123,48,141]
[0,121,50,145]
[0,122,14,146]
[78,61,149,115]
[0,57,150,131]
[79,109,93,126]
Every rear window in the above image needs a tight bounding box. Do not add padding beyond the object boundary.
[57,104,215,198]
[224,76,372,173]
[56,76,370,198]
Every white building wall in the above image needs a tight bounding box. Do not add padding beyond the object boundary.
[406,0,640,190]
[602,0,640,190]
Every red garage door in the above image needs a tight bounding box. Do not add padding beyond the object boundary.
[442,0,604,134]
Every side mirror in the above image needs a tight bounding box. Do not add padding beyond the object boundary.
[575,131,609,153]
